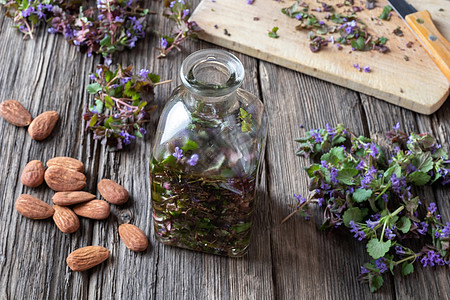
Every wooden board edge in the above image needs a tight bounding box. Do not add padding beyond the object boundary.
[194,29,450,115]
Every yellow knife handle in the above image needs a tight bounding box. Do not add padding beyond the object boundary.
[405,10,450,81]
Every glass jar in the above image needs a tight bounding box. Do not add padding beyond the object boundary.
[150,49,267,257]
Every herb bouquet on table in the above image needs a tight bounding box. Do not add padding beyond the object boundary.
[287,124,449,292]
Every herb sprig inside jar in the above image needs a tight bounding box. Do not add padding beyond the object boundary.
[150,49,267,257]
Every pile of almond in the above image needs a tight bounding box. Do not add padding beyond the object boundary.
[0,100,59,141]
[16,156,149,272]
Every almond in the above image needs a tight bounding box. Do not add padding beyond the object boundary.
[47,157,85,173]
[27,110,59,141]
[44,166,86,192]
[0,100,32,127]
[52,191,96,206]
[97,179,129,205]
[20,160,45,188]
[118,224,149,252]
[15,194,54,219]
[66,246,110,272]
[73,200,110,220]
[53,205,80,234]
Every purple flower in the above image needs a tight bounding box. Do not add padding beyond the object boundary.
[163,182,171,190]
[89,73,97,80]
[328,35,335,44]
[420,250,445,267]
[376,258,388,273]
[120,130,135,145]
[428,202,437,214]
[356,160,366,171]
[369,143,378,158]
[295,14,303,20]
[104,57,112,66]
[22,7,35,18]
[330,167,339,183]
[187,154,199,166]
[317,198,325,207]
[310,129,323,143]
[172,147,183,160]
[114,16,124,22]
[120,77,131,85]
[365,219,379,229]
[294,193,306,205]
[390,174,405,194]
[417,221,428,235]
[182,9,190,18]
[353,63,361,71]
[360,266,369,274]
[160,37,168,49]
[326,123,336,138]
[349,220,366,241]
[362,66,371,73]
[441,222,450,237]
[395,246,406,256]
[139,127,147,135]
[384,227,396,240]
[318,21,325,25]
[320,182,331,190]
[139,68,150,79]
[393,122,400,130]
[321,160,328,168]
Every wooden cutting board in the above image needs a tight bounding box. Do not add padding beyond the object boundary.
[191,0,450,114]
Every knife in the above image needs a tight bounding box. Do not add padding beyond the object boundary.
[387,0,450,81]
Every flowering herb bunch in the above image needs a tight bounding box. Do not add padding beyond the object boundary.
[281,1,389,53]
[157,0,201,58]
[83,64,163,150]
[288,124,449,292]
[0,0,151,58]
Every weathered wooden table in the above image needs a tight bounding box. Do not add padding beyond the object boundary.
[0,1,449,299]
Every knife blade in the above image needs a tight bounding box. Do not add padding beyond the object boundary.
[387,0,450,81]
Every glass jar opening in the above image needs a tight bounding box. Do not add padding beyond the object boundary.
[180,49,245,97]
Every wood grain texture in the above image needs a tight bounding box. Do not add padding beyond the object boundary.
[191,0,450,114]
[0,0,449,299]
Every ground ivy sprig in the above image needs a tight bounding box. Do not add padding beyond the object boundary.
[157,0,202,58]
[83,64,170,150]
[0,0,152,59]
[288,123,450,292]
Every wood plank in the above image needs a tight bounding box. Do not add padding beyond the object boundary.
[259,61,396,299]
[0,17,99,299]
[191,0,450,114]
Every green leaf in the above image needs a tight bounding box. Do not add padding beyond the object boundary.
[396,216,411,233]
[182,140,198,152]
[411,152,433,173]
[162,154,176,165]
[95,99,103,114]
[105,70,114,82]
[148,73,160,83]
[87,83,102,94]
[353,188,372,203]
[409,171,431,186]
[337,168,356,185]
[384,164,401,179]
[369,274,384,293]
[332,134,346,145]
[231,222,252,233]
[367,239,392,259]
[135,130,143,138]
[351,36,366,51]
[104,116,114,128]
[379,5,392,20]
[220,169,235,178]
[104,95,114,110]
[268,27,280,38]
[239,108,249,119]
[401,262,414,276]
[100,35,111,46]
[343,207,364,227]
[89,114,98,127]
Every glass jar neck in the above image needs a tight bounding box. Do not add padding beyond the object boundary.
[180,49,244,115]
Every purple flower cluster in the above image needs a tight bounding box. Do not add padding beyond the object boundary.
[349,220,366,241]
[173,147,183,160]
[420,250,446,267]
[375,257,388,273]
